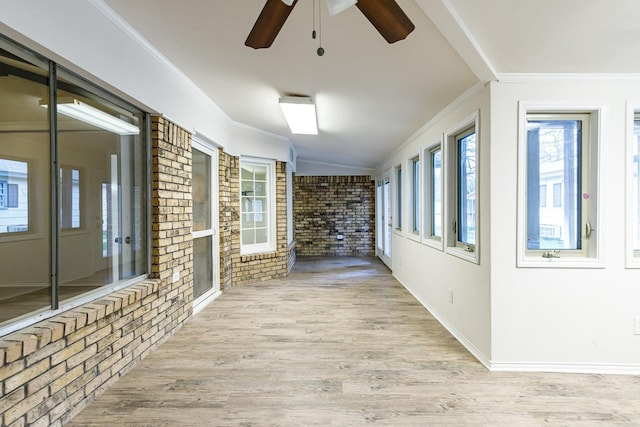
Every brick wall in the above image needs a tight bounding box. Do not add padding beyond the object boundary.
[218,149,239,292]
[0,116,194,426]
[294,176,375,256]
[0,117,297,426]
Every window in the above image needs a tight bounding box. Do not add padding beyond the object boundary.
[552,182,562,208]
[423,145,442,246]
[456,127,477,250]
[0,159,28,233]
[410,156,420,235]
[631,114,640,262]
[526,115,589,254]
[60,167,80,229]
[539,184,547,208]
[240,158,275,254]
[519,108,600,266]
[445,113,479,262]
[395,165,402,230]
[0,36,148,334]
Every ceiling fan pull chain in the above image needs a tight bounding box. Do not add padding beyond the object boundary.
[312,0,317,39]
[317,0,325,56]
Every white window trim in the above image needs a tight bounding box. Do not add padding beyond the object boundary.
[444,111,480,264]
[626,103,640,268]
[240,156,276,255]
[407,153,421,242]
[422,142,444,251]
[516,102,605,269]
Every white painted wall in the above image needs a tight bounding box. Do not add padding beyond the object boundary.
[377,77,640,373]
[375,85,492,365]
[0,0,294,164]
[489,77,640,372]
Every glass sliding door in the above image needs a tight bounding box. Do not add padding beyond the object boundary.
[0,34,148,335]
[56,70,146,305]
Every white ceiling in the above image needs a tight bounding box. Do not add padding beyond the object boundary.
[102,0,640,170]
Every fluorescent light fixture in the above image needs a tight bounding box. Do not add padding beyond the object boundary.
[326,0,357,16]
[40,98,139,135]
[279,96,318,135]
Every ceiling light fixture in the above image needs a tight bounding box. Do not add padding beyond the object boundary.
[325,0,357,16]
[280,0,357,16]
[279,96,318,135]
[40,98,140,135]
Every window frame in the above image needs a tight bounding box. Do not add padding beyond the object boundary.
[422,143,444,250]
[626,105,640,268]
[517,103,603,268]
[445,112,480,264]
[0,34,151,337]
[394,164,403,231]
[408,154,421,240]
[59,165,82,231]
[239,156,276,255]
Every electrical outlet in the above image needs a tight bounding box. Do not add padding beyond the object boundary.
[448,289,454,304]
[634,317,640,335]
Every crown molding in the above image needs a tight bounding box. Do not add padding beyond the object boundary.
[498,73,640,83]
[87,0,230,121]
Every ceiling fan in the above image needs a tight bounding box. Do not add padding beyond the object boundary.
[245,0,415,49]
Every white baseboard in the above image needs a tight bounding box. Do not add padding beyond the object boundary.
[489,361,640,375]
[393,274,640,376]
[393,273,492,370]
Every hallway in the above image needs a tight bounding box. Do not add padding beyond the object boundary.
[69,257,640,426]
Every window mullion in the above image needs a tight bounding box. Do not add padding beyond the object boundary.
[49,60,60,310]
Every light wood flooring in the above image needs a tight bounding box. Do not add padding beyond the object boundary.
[68,257,640,426]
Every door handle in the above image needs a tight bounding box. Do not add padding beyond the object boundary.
[125,236,131,244]
[585,221,592,238]
[114,237,121,244]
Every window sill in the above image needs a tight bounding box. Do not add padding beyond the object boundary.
[446,246,479,264]
[240,251,278,263]
[407,232,421,243]
[422,238,443,251]
[517,256,604,269]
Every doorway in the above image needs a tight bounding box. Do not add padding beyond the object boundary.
[376,171,392,268]
[192,138,220,313]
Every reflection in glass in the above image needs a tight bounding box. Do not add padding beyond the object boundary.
[60,167,80,229]
[526,119,581,250]
[457,131,476,246]
[192,149,211,232]
[0,46,51,324]
[0,159,29,233]
[431,149,442,239]
[56,69,146,304]
[193,236,212,300]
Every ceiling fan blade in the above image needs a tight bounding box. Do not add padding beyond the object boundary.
[355,0,415,44]
[245,0,298,49]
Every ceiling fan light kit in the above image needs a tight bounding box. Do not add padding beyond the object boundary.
[245,0,414,49]
[324,0,358,16]
[279,96,318,135]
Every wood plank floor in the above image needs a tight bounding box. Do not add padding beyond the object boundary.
[68,257,640,426]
